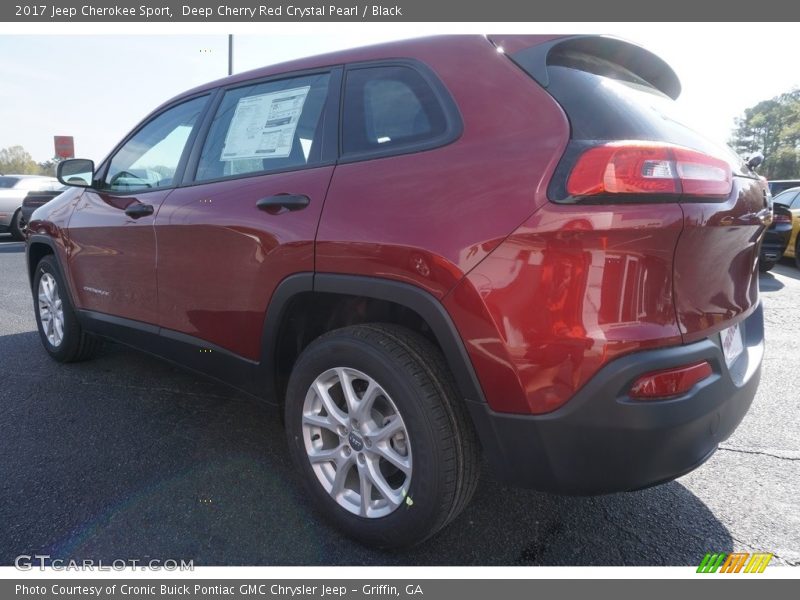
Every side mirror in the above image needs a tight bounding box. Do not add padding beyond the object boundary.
[747,153,764,170]
[57,159,95,187]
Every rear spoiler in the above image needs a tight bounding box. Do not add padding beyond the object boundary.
[490,35,681,100]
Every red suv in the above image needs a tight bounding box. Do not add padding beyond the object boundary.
[26,35,767,548]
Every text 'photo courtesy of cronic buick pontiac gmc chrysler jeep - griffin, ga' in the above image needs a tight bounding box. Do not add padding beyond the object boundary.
[25,35,768,548]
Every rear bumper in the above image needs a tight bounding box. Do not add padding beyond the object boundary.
[20,205,39,225]
[467,302,763,494]
[760,225,792,261]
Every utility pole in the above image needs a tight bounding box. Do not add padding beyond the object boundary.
[228,34,233,76]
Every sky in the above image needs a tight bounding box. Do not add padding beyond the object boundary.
[0,26,797,164]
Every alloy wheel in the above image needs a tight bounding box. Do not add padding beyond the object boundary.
[38,272,64,347]
[301,367,412,518]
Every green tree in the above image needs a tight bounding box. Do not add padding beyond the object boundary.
[731,90,800,179]
[37,159,58,177]
[0,145,40,175]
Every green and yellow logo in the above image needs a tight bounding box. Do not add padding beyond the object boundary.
[697,552,773,573]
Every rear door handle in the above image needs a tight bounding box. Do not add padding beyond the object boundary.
[124,203,154,219]
[256,194,310,213]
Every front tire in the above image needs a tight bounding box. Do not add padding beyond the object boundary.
[285,324,479,548]
[33,255,100,362]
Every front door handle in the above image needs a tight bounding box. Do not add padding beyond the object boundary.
[125,203,154,219]
[256,194,310,213]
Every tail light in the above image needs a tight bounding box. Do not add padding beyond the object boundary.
[773,213,792,224]
[629,361,713,400]
[567,142,733,199]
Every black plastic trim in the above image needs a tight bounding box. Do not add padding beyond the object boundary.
[258,272,315,401]
[75,309,268,399]
[179,87,225,187]
[312,273,487,407]
[70,273,314,403]
[468,303,764,494]
[68,273,487,412]
[26,234,62,288]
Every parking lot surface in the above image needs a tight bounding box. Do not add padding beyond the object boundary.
[1,233,798,566]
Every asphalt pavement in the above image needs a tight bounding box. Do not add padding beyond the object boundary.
[0,232,798,566]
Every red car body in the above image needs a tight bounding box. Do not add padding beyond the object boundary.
[27,35,766,495]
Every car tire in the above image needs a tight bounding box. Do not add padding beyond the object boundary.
[33,255,101,362]
[10,209,25,241]
[759,258,776,272]
[284,323,480,548]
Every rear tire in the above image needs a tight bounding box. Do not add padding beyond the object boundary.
[284,324,480,548]
[10,209,24,241]
[33,255,101,362]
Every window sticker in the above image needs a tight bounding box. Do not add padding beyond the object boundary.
[221,86,310,161]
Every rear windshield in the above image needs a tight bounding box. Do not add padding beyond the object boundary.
[0,176,20,188]
[545,50,747,173]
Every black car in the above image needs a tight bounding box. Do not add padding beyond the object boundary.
[768,179,800,196]
[760,201,793,271]
[19,187,65,228]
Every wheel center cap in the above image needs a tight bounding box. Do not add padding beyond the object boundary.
[348,431,364,452]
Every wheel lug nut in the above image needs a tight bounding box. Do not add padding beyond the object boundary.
[365,439,372,448]
[343,446,351,456]
[357,454,365,464]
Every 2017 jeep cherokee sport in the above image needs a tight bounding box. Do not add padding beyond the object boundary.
[26,35,767,548]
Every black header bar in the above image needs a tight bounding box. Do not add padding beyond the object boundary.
[3,0,799,22]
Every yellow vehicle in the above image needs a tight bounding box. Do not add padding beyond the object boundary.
[772,186,800,268]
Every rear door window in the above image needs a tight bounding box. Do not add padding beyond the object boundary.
[341,64,456,159]
[194,72,332,182]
